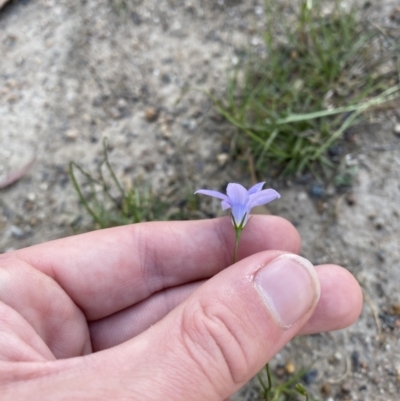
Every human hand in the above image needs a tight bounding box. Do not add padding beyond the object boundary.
[0,216,362,400]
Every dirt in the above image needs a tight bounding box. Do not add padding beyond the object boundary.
[1,0,400,400]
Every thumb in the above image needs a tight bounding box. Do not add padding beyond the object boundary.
[118,251,321,401]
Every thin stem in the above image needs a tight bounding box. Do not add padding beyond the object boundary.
[256,362,273,400]
[231,223,274,400]
[265,363,273,399]
[233,227,242,264]
[257,372,268,395]
[102,138,125,197]
[69,162,105,228]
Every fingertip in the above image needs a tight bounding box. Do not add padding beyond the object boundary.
[299,264,363,335]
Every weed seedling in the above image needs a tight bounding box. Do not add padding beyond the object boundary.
[70,139,197,228]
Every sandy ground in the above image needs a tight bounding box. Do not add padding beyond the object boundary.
[1,1,400,400]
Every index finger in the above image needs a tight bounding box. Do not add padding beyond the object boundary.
[2,216,300,320]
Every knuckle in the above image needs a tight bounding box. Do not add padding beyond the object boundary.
[179,299,252,387]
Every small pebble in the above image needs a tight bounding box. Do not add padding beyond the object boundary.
[216,153,229,166]
[297,191,307,201]
[374,218,384,230]
[310,184,324,198]
[145,107,159,122]
[393,123,400,136]
[65,128,78,140]
[341,382,351,394]
[11,225,25,239]
[160,124,172,139]
[379,313,396,330]
[284,361,296,374]
[181,118,197,131]
[390,6,400,21]
[392,304,400,316]
[345,192,356,206]
[117,98,128,108]
[320,383,331,395]
[254,5,263,15]
[27,192,36,202]
[334,352,343,362]
[302,369,318,385]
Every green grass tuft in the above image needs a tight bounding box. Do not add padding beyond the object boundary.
[216,0,400,179]
[69,139,199,229]
[257,363,319,401]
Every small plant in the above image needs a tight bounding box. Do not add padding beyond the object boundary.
[215,0,400,179]
[70,139,198,228]
[258,365,316,401]
[196,183,317,401]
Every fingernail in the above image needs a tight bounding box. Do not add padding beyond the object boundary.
[253,254,320,329]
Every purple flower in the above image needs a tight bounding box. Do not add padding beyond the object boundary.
[195,182,280,229]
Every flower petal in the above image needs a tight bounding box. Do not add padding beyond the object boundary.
[226,183,249,205]
[194,189,229,201]
[196,183,280,229]
[247,182,265,195]
[248,189,281,208]
[221,200,231,210]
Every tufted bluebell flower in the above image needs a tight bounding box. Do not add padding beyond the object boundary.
[195,182,280,230]
[195,182,281,392]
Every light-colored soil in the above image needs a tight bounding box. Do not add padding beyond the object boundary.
[1,1,400,400]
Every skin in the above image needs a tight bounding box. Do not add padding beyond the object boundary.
[0,216,363,400]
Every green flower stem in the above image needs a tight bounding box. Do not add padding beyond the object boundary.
[265,363,272,399]
[256,363,272,400]
[231,222,273,400]
[233,227,242,264]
